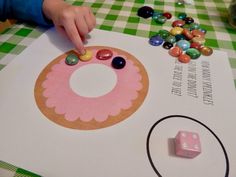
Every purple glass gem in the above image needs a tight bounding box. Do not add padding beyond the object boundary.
[149,35,164,46]
[137,6,154,19]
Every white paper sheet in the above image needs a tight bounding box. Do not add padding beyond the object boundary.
[0,28,235,177]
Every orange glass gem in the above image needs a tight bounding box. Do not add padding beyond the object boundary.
[178,54,191,63]
[192,29,205,37]
[192,37,206,45]
[182,28,193,40]
[169,46,183,57]
[200,46,213,56]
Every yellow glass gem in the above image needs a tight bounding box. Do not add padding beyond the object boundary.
[170,27,184,36]
[192,36,206,45]
[79,50,93,61]
[200,46,213,56]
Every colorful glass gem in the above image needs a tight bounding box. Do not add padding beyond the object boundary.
[200,46,213,56]
[155,16,167,24]
[149,35,164,46]
[182,24,191,30]
[192,36,206,45]
[178,54,191,63]
[184,17,194,24]
[178,12,187,19]
[112,56,126,69]
[182,28,193,40]
[189,23,200,30]
[176,1,184,6]
[170,27,184,36]
[190,42,202,50]
[192,29,205,38]
[169,46,183,57]
[165,35,176,43]
[175,34,186,41]
[199,28,207,34]
[137,6,154,18]
[152,11,163,21]
[163,12,172,19]
[186,48,201,59]
[65,53,79,66]
[163,42,173,49]
[96,49,113,60]
[176,40,191,51]
[172,20,185,27]
[158,29,170,39]
[79,50,93,61]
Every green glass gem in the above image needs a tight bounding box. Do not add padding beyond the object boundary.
[186,48,201,59]
[176,1,185,6]
[65,53,79,65]
[178,12,187,19]
[189,23,200,30]
[182,24,191,30]
[158,29,170,39]
[165,35,176,43]
[155,16,167,24]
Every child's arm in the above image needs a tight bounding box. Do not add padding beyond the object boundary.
[43,0,96,54]
[0,0,52,26]
[0,0,96,54]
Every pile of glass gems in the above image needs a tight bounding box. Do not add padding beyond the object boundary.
[149,13,213,63]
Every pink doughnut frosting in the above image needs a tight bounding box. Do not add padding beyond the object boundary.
[41,50,143,122]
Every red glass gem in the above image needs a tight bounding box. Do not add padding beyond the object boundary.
[163,12,172,19]
[172,20,185,27]
[190,42,202,50]
[96,49,113,60]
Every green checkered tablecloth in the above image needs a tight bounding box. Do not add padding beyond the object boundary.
[0,0,236,176]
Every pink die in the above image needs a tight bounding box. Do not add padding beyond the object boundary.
[175,130,201,158]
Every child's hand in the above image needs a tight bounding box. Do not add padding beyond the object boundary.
[43,0,96,54]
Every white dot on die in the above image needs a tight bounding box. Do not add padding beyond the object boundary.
[181,132,186,137]
[194,144,199,150]
[192,134,198,139]
[182,142,188,148]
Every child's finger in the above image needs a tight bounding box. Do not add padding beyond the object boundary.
[63,21,85,54]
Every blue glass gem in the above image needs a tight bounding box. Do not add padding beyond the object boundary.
[152,11,163,21]
[176,40,191,51]
[112,56,126,69]
[199,28,207,34]
[137,6,154,19]
[149,35,164,46]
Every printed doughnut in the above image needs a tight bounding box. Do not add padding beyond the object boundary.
[34,46,149,130]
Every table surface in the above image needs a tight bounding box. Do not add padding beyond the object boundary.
[0,0,235,176]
